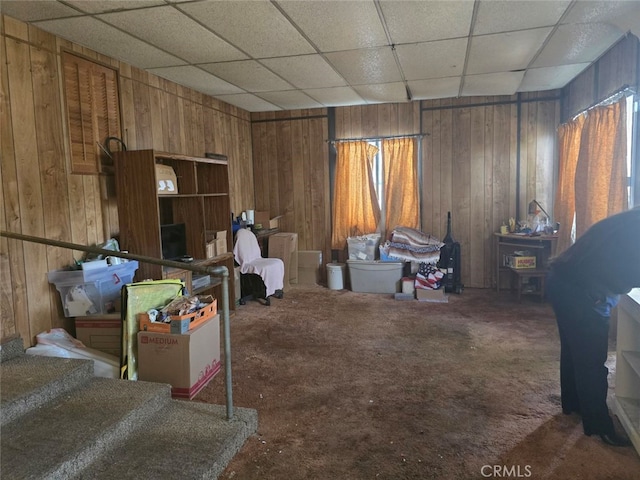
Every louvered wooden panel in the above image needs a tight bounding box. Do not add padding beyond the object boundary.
[63,52,121,174]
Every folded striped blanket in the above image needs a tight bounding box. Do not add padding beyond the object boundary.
[380,226,444,264]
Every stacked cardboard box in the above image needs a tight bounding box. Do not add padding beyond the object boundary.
[254,211,282,230]
[297,250,322,285]
[268,232,298,290]
[137,314,221,399]
[75,314,122,357]
[205,230,227,258]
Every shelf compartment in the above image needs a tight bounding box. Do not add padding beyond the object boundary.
[622,351,640,379]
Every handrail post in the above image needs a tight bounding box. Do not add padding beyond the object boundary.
[207,265,233,420]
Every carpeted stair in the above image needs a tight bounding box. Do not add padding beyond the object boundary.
[0,335,257,480]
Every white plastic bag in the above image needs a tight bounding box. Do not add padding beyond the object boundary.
[25,328,119,379]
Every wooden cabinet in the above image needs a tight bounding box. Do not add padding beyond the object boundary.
[614,289,640,454]
[113,149,234,307]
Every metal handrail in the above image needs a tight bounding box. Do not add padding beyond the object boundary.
[0,230,234,420]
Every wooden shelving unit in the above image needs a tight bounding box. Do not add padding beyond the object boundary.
[614,288,640,455]
[113,149,234,307]
[494,233,557,292]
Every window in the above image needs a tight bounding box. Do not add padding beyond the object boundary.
[63,52,121,174]
[331,137,419,249]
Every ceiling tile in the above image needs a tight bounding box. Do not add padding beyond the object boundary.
[564,0,640,38]
[532,22,625,67]
[395,38,467,81]
[147,66,244,96]
[277,0,387,51]
[34,16,185,68]
[518,63,590,92]
[304,86,366,107]
[178,0,315,58]
[407,77,462,100]
[258,90,324,110]
[212,93,281,112]
[467,28,552,75]
[260,55,347,89]
[462,71,525,96]
[474,0,571,35]
[379,0,474,44]
[65,1,165,14]
[325,47,402,85]
[563,0,639,24]
[98,6,247,64]
[0,1,82,21]
[352,82,409,104]
[201,60,292,92]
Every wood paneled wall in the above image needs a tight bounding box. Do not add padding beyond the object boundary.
[251,98,560,290]
[251,110,330,264]
[421,94,560,289]
[1,15,255,346]
[562,33,639,120]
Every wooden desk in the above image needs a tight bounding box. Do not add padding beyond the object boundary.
[495,233,557,292]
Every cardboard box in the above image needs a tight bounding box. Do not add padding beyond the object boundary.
[254,211,283,230]
[75,314,122,357]
[138,299,217,334]
[297,250,322,285]
[416,288,448,303]
[137,314,221,399]
[205,230,227,258]
[506,255,536,269]
[268,232,298,289]
[155,164,178,195]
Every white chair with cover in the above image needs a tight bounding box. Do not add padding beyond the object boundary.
[233,228,284,306]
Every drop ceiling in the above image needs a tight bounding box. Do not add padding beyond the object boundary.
[2,0,639,112]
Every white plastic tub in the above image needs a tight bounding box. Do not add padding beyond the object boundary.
[326,263,346,290]
[347,260,404,294]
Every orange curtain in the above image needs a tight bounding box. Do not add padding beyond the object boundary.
[331,141,380,249]
[574,100,628,238]
[382,137,419,239]
[554,114,585,254]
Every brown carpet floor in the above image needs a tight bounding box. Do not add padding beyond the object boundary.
[196,285,640,480]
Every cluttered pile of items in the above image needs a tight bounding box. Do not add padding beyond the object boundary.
[345,212,464,302]
[139,294,217,334]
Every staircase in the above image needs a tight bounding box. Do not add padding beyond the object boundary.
[0,336,257,479]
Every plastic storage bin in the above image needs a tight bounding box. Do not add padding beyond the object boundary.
[347,233,381,261]
[48,261,138,317]
[347,260,403,294]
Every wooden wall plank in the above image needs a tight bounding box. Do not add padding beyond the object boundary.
[31,44,73,328]
[1,30,25,339]
[469,107,485,288]
[483,104,495,288]
[6,36,51,342]
[119,77,137,149]
[421,107,434,233]
[132,80,153,149]
[276,121,293,229]
[452,107,471,283]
